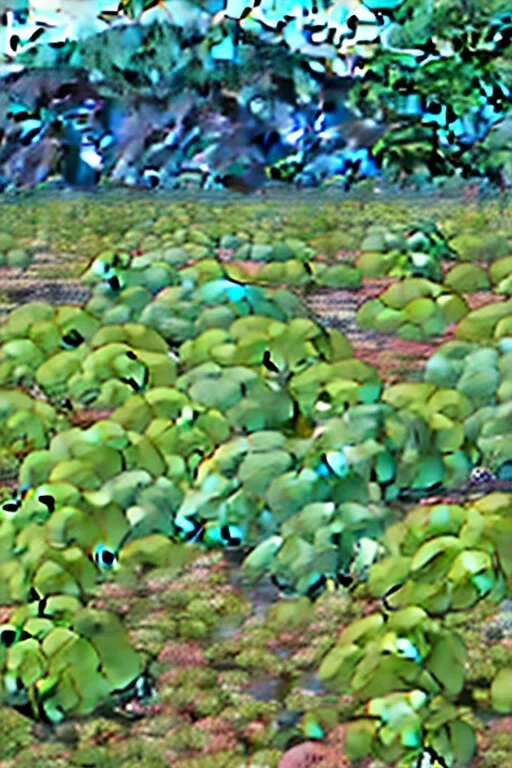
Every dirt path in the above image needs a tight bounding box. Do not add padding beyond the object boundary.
[0,251,91,316]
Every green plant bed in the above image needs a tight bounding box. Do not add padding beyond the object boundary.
[444,263,490,293]
[357,279,469,341]
[489,255,512,295]
[356,221,454,281]
[455,300,512,342]
[0,195,511,768]
[449,233,509,263]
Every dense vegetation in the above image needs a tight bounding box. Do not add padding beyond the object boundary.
[1,0,512,192]
[0,194,511,766]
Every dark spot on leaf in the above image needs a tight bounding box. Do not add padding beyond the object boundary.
[38,494,55,513]
[306,573,326,599]
[108,275,121,291]
[0,628,17,647]
[20,127,41,146]
[2,501,19,513]
[29,26,46,43]
[53,82,77,100]
[62,329,84,347]
[120,376,140,392]
[336,573,353,588]
[263,350,280,373]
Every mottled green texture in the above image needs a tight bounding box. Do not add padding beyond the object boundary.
[1,193,512,768]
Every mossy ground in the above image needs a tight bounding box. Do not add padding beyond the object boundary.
[1,188,512,766]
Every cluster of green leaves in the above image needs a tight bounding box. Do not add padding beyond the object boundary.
[356,220,455,282]
[357,277,469,341]
[348,0,512,185]
[0,239,481,721]
[0,598,141,724]
[423,339,512,470]
[0,195,511,768]
[319,490,512,765]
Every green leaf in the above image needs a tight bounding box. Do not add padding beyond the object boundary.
[243,536,283,576]
[381,279,442,310]
[491,668,512,713]
[339,614,386,648]
[268,597,314,630]
[448,720,476,765]
[387,606,428,633]
[411,454,446,490]
[344,719,377,760]
[410,536,462,581]
[447,550,492,583]
[72,608,141,691]
[427,633,466,697]
[368,555,411,598]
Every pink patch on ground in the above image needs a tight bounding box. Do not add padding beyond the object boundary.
[465,291,506,311]
[70,409,113,428]
[361,600,380,617]
[487,716,512,733]
[438,322,458,342]
[279,741,320,768]
[210,561,230,574]
[0,606,13,624]
[216,248,235,261]
[159,669,180,688]
[243,720,267,747]
[0,479,17,490]
[354,336,435,378]
[265,632,304,651]
[122,699,163,717]
[361,276,398,295]
[195,717,239,754]
[277,631,308,647]
[99,583,134,599]
[279,726,350,768]
[144,578,173,595]
[419,496,461,506]
[158,640,207,668]
[90,599,108,611]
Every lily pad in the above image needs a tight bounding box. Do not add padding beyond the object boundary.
[455,300,512,341]
[450,233,508,262]
[444,263,490,292]
[491,668,512,713]
[380,279,442,310]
